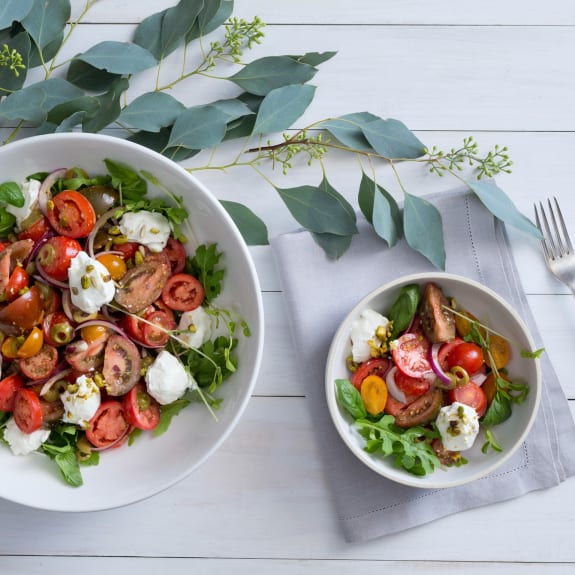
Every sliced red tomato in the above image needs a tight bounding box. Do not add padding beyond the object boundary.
[122,383,161,431]
[18,214,52,242]
[446,342,484,375]
[0,285,44,334]
[391,333,434,379]
[449,381,487,417]
[437,337,465,370]
[113,242,141,261]
[36,282,62,314]
[0,373,24,411]
[18,344,58,380]
[13,388,43,433]
[351,358,390,390]
[394,369,430,399]
[36,236,82,281]
[47,190,96,238]
[162,238,187,274]
[43,311,75,346]
[161,273,204,312]
[86,400,130,449]
[141,310,175,347]
[5,267,29,302]
[64,339,105,373]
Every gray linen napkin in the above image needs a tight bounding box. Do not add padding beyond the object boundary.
[271,187,575,542]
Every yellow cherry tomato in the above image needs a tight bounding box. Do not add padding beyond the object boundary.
[96,253,127,281]
[80,324,109,344]
[16,327,44,359]
[1,336,22,359]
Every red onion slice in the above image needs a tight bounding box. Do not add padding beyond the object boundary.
[38,168,67,216]
[87,208,119,259]
[91,425,131,452]
[39,368,72,396]
[75,318,128,339]
[34,260,69,289]
[23,228,55,268]
[470,370,487,386]
[428,342,453,386]
[385,366,407,403]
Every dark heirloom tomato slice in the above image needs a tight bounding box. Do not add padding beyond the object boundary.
[391,333,434,379]
[351,358,390,390]
[448,382,488,417]
[0,373,24,411]
[162,238,187,274]
[64,339,105,373]
[18,344,59,380]
[0,285,44,335]
[102,334,142,396]
[36,282,62,314]
[13,388,43,433]
[394,388,444,429]
[5,266,29,302]
[36,236,82,282]
[40,398,65,422]
[86,401,130,449]
[47,190,96,238]
[161,273,204,312]
[122,383,160,431]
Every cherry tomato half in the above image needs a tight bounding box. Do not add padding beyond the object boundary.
[446,342,484,375]
[391,333,434,379]
[351,358,390,390]
[161,238,187,274]
[16,327,44,358]
[96,253,127,281]
[393,369,430,399]
[141,309,176,347]
[47,190,96,238]
[0,285,44,334]
[13,388,43,433]
[5,267,29,302]
[86,400,130,449]
[122,383,161,431]
[18,214,52,243]
[161,273,204,312]
[0,373,24,411]
[449,382,487,417]
[18,344,58,381]
[80,323,109,345]
[37,236,82,282]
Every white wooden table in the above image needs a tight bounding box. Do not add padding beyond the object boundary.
[2,1,575,573]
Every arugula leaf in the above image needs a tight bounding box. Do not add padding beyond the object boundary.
[0,208,17,238]
[335,378,367,420]
[356,415,440,476]
[187,243,225,303]
[153,395,191,437]
[388,284,420,338]
[481,428,503,453]
[104,158,147,200]
[521,348,545,359]
[41,425,86,487]
[0,182,25,207]
[59,174,111,191]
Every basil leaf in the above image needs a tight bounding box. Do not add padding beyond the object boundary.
[335,379,367,420]
[54,450,83,487]
[481,391,512,427]
[0,182,24,207]
[0,207,17,238]
[388,284,420,338]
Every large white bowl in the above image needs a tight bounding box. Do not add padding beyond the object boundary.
[325,272,541,489]
[0,133,264,511]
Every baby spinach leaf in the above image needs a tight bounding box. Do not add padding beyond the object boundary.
[0,208,16,238]
[388,284,420,338]
[0,182,24,207]
[481,391,512,427]
[335,379,367,420]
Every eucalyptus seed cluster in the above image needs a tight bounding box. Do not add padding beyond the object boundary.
[0,44,25,78]
[263,130,329,175]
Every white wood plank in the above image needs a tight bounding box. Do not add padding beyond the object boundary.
[0,398,573,562]
[1,556,573,575]
[73,0,575,25]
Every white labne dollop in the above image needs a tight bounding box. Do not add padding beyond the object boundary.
[6,179,41,229]
[145,349,197,405]
[68,251,116,314]
[3,417,50,455]
[436,401,480,452]
[177,307,215,349]
[350,309,390,363]
[118,210,171,253]
[60,374,102,429]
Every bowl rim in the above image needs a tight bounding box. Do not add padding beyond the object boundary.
[325,271,542,489]
[0,133,265,511]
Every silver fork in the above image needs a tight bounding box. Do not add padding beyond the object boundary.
[534,197,575,294]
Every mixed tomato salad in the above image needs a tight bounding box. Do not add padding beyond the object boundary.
[0,160,242,486]
[336,282,538,476]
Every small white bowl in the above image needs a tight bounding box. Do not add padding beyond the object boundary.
[0,133,264,511]
[325,272,541,489]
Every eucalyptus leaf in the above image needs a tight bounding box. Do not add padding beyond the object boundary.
[288,52,337,67]
[82,78,129,133]
[403,192,446,269]
[66,60,120,92]
[228,56,317,96]
[220,200,269,245]
[28,31,63,69]
[275,182,358,236]
[210,98,253,122]
[0,78,83,123]
[45,96,100,132]
[21,0,70,51]
[167,105,228,149]
[321,112,378,151]
[160,0,203,58]
[128,129,201,163]
[0,0,34,29]
[311,231,354,259]
[133,9,165,60]
[119,92,185,132]
[186,0,233,42]
[361,117,426,159]
[252,84,316,135]
[223,114,256,141]
[237,92,264,113]
[358,172,402,246]
[74,41,157,75]
[0,31,30,93]
[468,180,541,238]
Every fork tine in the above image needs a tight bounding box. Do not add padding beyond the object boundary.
[552,196,574,254]
[534,203,553,261]
[537,201,558,260]
[547,198,567,257]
